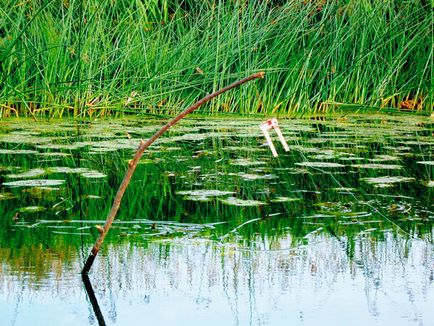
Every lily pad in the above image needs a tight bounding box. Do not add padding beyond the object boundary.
[339,156,365,161]
[224,146,266,153]
[295,162,345,168]
[309,154,338,160]
[417,161,434,166]
[2,179,65,187]
[422,180,434,187]
[83,195,103,199]
[81,171,107,178]
[361,176,415,186]
[236,173,277,181]
[330,187,356,192]
[36,143,86,150]
[351,164,402,170]
[6,168,46,179]
[369,155,400,162]
[19,206,45,213]
[0,149,39,155]
[48,167,90,174]
[37,152,72,157]
[0,192,15,200]
[269,197,301,203]
[88,148,118,153]
[22,187,61,198]
[230,159,266,166]
[219,197,267,207]
[177,189,235,201]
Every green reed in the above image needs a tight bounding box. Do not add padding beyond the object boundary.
[0,0,432,117]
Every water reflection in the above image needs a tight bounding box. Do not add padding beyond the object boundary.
[82,275,106,326]
[3,233,432,325]
[0,115,433,325]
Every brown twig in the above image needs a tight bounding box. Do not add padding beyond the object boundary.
[82,72,264,274]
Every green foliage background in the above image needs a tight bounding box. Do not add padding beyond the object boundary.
[0,0,432,117]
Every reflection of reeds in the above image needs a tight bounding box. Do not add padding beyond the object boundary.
[0,119,432,326]
[0,1,432,116]
[0,116,432,276]
[0,236,431,325]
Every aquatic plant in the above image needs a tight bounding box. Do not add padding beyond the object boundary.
[0,0,432,117]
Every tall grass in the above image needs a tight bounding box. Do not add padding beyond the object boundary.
[0,0,432,117]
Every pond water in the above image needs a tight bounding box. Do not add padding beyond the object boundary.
[0,115,433,325]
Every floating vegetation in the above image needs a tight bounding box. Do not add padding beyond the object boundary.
[230,159,266,166]
[88,139,139,151]
[0,115,433,325]
[177,189,235,201]
[369,155,401,162]
[400,140,433,146]
[158,133,208,143]
[46,167,106,178]
[417,161,434,166]
[329,187,356,193]
[0,149,39,155]
[337,156,364,163]
[361,176,416,187]
[22,186,61,199]
[18,206,45,213]
[188,166,201,172]
[139,158,156,165]
[83,195,103,199]
[219,197,267,206]
[289,145,323,153]
[383,146,412,152]
[269,197,301,203]
[36,143,86,150]
[0,192,15,200]
[81,171,107,179]
[2,179,65,187]
[0,119,431,249]
[163,147,183,152]
[285,167,311,174]
[36,152,72,157]
[306,138,329,144]
[88,148,118,154]
[47,167,89,174]
[235,172,277,181]
[295,162,345,168]
[388,203,412,214]
[309,153,338,160]
[351,163,403,170]
[422,180,434,187]
[0,134,54,145]
[224,146,267,152]
[6,168,46,179]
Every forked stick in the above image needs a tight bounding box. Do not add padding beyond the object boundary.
[82,72,265,274]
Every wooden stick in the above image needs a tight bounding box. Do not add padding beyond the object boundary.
[82,72,265,274]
